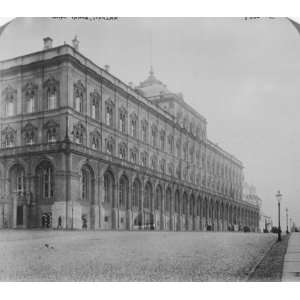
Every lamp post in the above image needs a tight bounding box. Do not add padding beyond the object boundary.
[286,208,289,234]
[276,191,282,242]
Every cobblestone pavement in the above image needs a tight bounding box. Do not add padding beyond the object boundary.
[0,230,276,281]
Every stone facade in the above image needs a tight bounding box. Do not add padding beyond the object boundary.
[0,39,260,231]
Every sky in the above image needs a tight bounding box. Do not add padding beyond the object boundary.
[0,17,300,228]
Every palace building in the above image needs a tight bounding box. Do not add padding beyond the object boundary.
[0,37,260,231]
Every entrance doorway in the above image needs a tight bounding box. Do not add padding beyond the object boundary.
[17,205,23,226]
[41,213,52,228]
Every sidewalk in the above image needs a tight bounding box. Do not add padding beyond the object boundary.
[282,232,300,281]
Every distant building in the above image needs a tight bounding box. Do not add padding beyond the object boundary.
[0,37,260,231]
[259,214,272,232]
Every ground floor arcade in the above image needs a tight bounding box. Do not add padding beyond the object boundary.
[0,148,260,232]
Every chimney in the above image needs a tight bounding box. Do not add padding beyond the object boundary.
[43,37,53,50]
[72,35,79,51]
[104,64,110,73]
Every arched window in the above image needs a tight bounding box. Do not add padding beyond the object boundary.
[165,188,171,212]
[141,120,148,142]
[22,123,37,145]
[119,108,127,133]
[168,135,174,153]
[47,89,57,110]
[151,155,157,171]
[105,137,114,155]
[74,81,85,113]
[90,90,100,119]
[16,168,25,194]
[130,113,138,138]
[119,142,127,160]
[130,147,138,163]
[36,162,54,200]
[6,100,14,116]
[3,85,17,117]
[1,126,16,148]
[105,99,114,127]
[160,159,166,174]
[27,97,34,113]
[168,163,174,177]
[104,171,114,205]
[144,182,152,210]
[155,185,162,211]
[141,151,148,167]
[47,128,57,143]
[73,123,85,145]
[119,175,128,209]
[151,125,157,148]
[175,190,180,214]
[132,179,140,209]
[23,82,38,114]
[44,77,59,110]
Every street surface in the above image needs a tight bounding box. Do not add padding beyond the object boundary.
[0,230,276,281]
[282,233,300,281]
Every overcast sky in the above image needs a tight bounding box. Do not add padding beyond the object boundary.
[1,17,300,227]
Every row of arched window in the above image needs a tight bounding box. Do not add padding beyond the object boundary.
[1,121,59,148]
[2,78,59,117]
[8,161,54,199]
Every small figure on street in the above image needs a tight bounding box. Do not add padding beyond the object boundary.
[57,216,62,230]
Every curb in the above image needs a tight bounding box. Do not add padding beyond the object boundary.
[246,236,277,281]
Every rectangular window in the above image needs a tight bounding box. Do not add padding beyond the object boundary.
[6,101,14,117]
[27,98,34,113]
[91,104,96,119]
[48,92,57,110]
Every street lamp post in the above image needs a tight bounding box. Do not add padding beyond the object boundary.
[276,191,282,242]
[286,208,289,234]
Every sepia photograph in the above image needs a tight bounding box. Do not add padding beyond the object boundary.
[0,13,300,286]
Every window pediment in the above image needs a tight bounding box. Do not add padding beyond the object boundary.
[43,76,59,89]
[23,82,38,96]
[43,120,59,129]
[74,80,85,93]
[22,122,37,133]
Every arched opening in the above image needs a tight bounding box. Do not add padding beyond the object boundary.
[155,185,162,212]
[119,175,129,210]
[132,178,142,229]
[36,160,55,229]
[144,181,154,230]
[103,170,115,229]
[9,164,26,227]
[118,174,129,230]
[80,164,95,229]
[132,178,141,211]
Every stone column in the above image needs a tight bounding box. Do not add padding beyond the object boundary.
[140,181,144,230]
[98,176,105,229]
[113,182,119,230]
[160,184,165,231]
[126,181,132,231]
[170,187,174,231]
